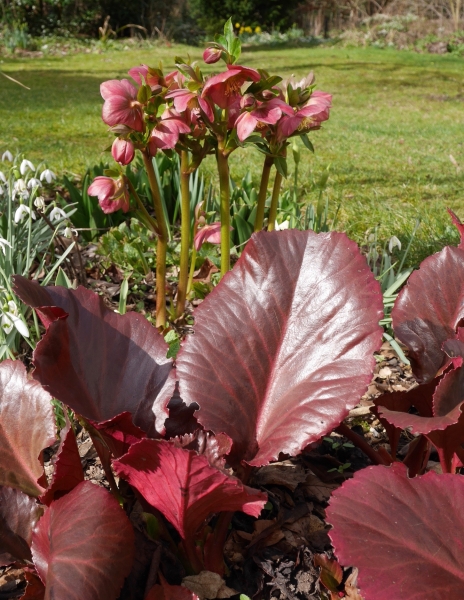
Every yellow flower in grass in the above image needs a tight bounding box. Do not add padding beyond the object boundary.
[245,26,252,33]
[235,22,240,29]
[255,26,262,33]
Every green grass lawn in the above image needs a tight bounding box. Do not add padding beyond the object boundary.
[0,43,463,261]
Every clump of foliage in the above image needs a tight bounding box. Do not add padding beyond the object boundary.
[2,210,464,597]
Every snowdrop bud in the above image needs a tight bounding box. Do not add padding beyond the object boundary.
[7,300,18,315]
[1,314,13,335]
[0,172,6,183]
[27,178,42,189]
[49,206,67,222]
[40,169,57,183]
[62,226,77,238]
[1,150,13,162]
[20,159,35,175]
[388,235,402,253]
[34,196,45,210]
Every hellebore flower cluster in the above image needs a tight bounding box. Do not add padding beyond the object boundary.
[88,18,332,327]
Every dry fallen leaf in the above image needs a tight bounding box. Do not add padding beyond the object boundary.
[182,571,237,600]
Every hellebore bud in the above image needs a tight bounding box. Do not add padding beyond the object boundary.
[203,47,222,64]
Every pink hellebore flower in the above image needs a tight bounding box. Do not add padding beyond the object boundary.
[277,91,332,139]
[88,176,130,214]
[235,97,294,142]
[112,138,135,165]
[202,64,261,109]
[165,89,214,122]
[148,109,191,155]
[194,222,233,251]
[101,79,144,132]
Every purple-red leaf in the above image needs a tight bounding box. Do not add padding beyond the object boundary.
[22,570,45,599]
[0,486,42,566]
[13,277,175,436]
[39,414,84,506]
[176,230,383,465]
[113,439,267,540]
[327,463,464,599]
[392,245,464,383]
[32,481,134,600]
[0,360,55,496]
[89,411,147,459]
[145,575,200,600]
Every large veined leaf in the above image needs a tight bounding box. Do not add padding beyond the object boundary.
[0,486,42,565]
[0,361,55,496]
[176,231,383,465]
[327,463,464,599]
[13,277,175,436]
[392,245,464,383]
[32,481,134,600]
[113,439,267,541]
[145,575,200,600]
[39,414,84,506]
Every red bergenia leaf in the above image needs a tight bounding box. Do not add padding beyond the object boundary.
[0,486,42,565]
[32,481,134,600]
[13,277,175,436]
[90,412,147,459]
[145,575,200,600]
[39,414,84,506]
[174,430,233,471]
[447,208,464,250]
[327,463,464,599]
[113,439,267,540]
[392,245,464,383]
[0,360,55,496]
[377,365,464,435]
[22,570,45,599]
[176,230,383,466]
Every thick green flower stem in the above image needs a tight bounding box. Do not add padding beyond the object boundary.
[176,151,191,318]
[187,247,197,296]
[267,170,283,232]
[217,148,231,276]
[142,152,168,328]
[254,155,274,232]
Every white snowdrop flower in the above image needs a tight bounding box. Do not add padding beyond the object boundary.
[49,206,67,222]
[0,238,12,255]
[20,159,35,175]
[388,235,402,253]
[14,205,36,223]
[0,172,6,183]
[13,178,27,192]
[27,177,41,189]
[275,220,289,231]
[1,314,13,335]
[7,300,18,314]
[34,196,45,210]
[5,312,29,337]
[62,226,77,238]
[1,151,13,162]
[40,169,56,183]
